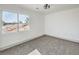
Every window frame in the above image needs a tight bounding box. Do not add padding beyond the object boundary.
[1,10,30,34]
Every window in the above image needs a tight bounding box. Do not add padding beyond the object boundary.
[2,11,30,34]
[19,14,30,31]
[2,11,17,33]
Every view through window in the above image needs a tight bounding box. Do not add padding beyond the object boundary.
[2,11,30,33]
[19,14,29,31]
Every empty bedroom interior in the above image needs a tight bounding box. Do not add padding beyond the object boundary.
[0,4,79,55]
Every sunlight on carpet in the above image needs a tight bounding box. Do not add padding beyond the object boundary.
[28,49,41,55]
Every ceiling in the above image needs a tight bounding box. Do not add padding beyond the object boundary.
[0,4,79,15]
[20,4,79,14]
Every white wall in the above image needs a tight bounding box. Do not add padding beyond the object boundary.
[45,8,79,43]
[0,5,44,50]
[0,9,2,47]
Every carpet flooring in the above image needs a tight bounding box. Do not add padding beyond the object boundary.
[0,35,79,55]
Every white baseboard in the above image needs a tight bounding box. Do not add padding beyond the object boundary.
[45,34,79,43]
[0,34,79,51]
[0,34,44,51]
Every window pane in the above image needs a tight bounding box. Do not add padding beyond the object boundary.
[19,14,30,31]
[2,11,17,33]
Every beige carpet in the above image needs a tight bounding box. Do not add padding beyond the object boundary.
[0,35,79,55]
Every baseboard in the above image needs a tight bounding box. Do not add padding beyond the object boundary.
[0,34,79,51]
[45,34,79,43]
[0,34,45,51]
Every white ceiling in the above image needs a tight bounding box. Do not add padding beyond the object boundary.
[20,4,79,14]
[0,4,79,15]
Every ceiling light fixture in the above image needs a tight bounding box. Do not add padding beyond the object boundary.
[44,4,50,9]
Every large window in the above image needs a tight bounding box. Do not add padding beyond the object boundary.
[2,11,30,34]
